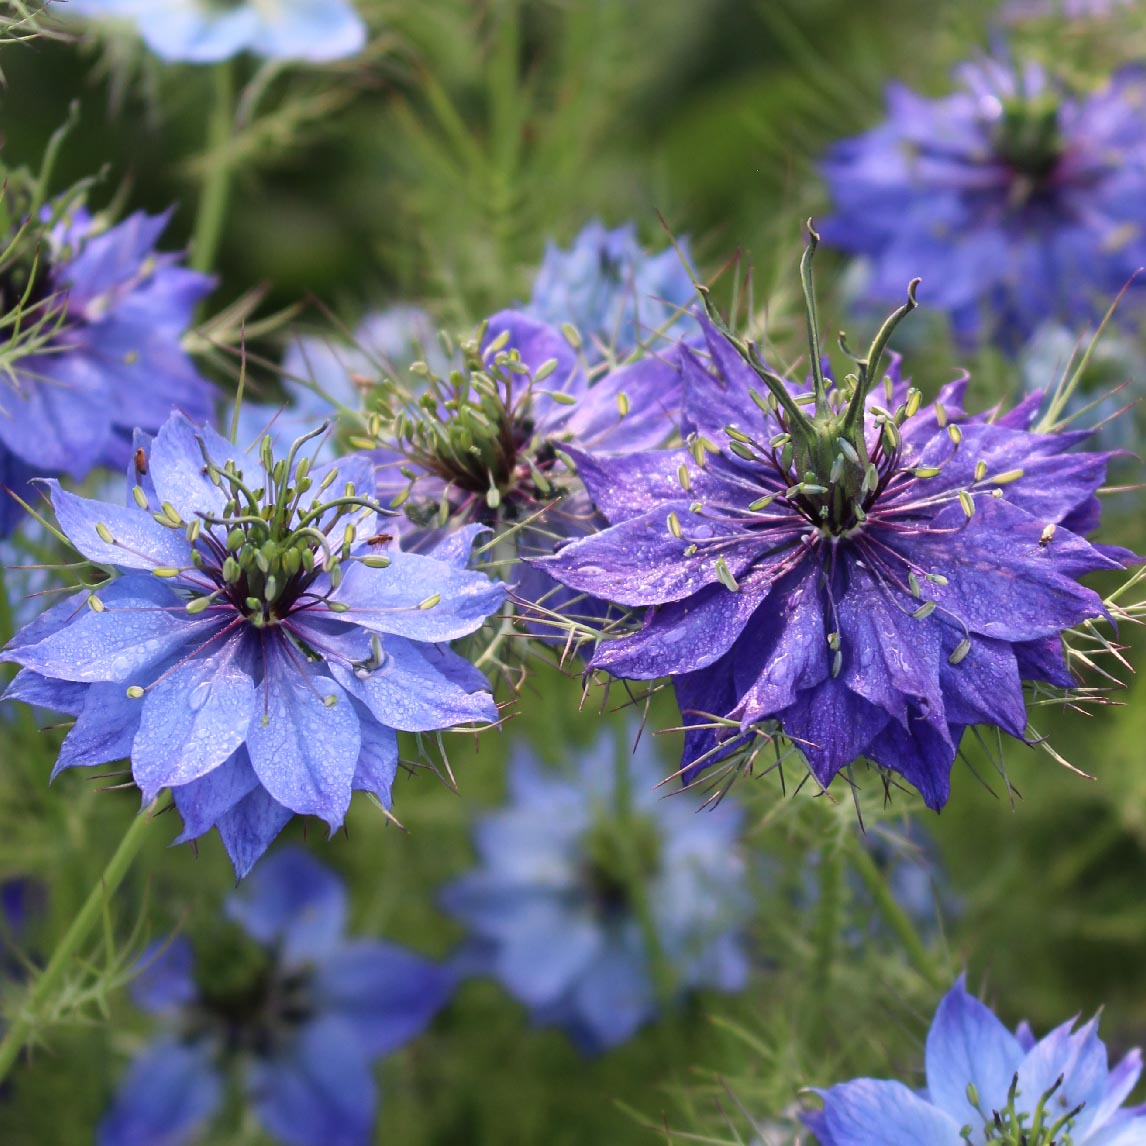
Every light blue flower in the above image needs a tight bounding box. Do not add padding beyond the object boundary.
[803,976,1146,1145]
[99,847,455,1146]
[441,727,751,1051]
[2,411,505,876]
[64,0,366,64]
[526,220,698,362]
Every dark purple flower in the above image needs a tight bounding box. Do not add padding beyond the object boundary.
[820,58,1146,348]
[0,197,215,535]
[99,848,454,1146]
[535,244,1134,809]
[373,309,681,618]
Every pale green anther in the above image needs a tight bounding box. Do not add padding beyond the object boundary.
[852,501,867,522]
[132,485,148,509]
[863,463,878,493]
[87,595,104,613]
[991,468,1024,485]
[302,549,315,572]
[322,694,339,708]
[770,432,791,449]
[801,483,828,495]
[222,556,240,583]
[908,572,921,597]
[831,650,843,677]
[725,426,752,444]
[690,439,707,467]
[914,465,941,479]
[905,387,921,418]
[548,390,577,407]
[966,1083,980,1110]
[327,601,351,613]
[616,392,630,416]
[928,573,949,585]
[126,685,145,699]
[152,566,181,578]
[418,593,441,610]
[317,468,339,495]
[342,523,356,547]
[748,494,774,511]
[486,486,501,510]
[207,464,222,487]
[780,442,795,471]
[958,490,975,518]
[912,600,937,620]
[689,501,703,514]
[684,543,698,556]
[829,455,844,485]
[534,357,559,382]
[992,488,1004,498]
[935,401,948,428]
[246,596,262,612]
[974,460,988,482]
[185,519,201,544]
[409,360,430,377]
[560,322,582,349]
[96,522,115,544]
[677,463,691,492]
[715,557,739,592]
[254,550,270,574]
[827,631,840,650]
[749,388,773,414]
[554,449,578,471]
[948,423,963,446]
[186,595,213,615]
[729,441,755,462]
[264,574,279,601]
[486,328,511,354]
[343,481,356,499]
[328,565,343,590]
[362,555,391,569]
[666,511,682,539]
[390,486,412,510]
[283,548,301,576]
[881,421,901,452]
[949,638,971,665]
[295,456,311,483]
[837,437,859,464]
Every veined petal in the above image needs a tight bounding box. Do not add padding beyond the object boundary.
[806,1079,964,1146]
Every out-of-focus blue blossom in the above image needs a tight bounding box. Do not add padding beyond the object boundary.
[0,202,214,536]
[373,309,682,621]
[802,976,1146,1145]
[526,221,698,362]
[234,306,456,461]
[1005,0,1135,19]
[99,848,455,1146]
[820,59,1146,348]
[440,728,751,1052]
[63,0,366,64]
[1020,320,1145,456]
[2,411,504,877]
[536,292,1134,808]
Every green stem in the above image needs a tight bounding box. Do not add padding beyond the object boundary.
[849,835,944,989]
[0,801,156,1083]
[191,61,236,276]
[811,842,843,1003]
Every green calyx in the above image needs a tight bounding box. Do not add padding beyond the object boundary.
[965,1075,1081,1146]
[583,811,662,918]
[995,91,1063,188]
[701,221,919,536]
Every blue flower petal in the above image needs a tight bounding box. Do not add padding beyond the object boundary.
[807,1079,964,1146]
[98,1036,222,1146]
[129,937,198,1014]
[216,783,295,880]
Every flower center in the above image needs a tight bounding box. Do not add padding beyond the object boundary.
[139,426,385,627]
[995,93,1063,192]
[966,1075,1082,1146]
[582,812,661,918]
[188,926,316,1058]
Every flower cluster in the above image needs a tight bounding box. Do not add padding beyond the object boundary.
[0,191,214,535]
[64,0,367,63]
[820,58,1146,347]
[526,220,698,362]
[803,976,1146,1145]
[537,241,1134,808]
[441,727,750,1051]
[100,848,454,1146]
[2,412,504,876]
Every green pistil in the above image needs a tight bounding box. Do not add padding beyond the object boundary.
[964,1074,1081,1146]
[583,812,662,918]
[385,329,566,521]
[137,426,382,626]
[996,92,1063,187]
[700,223,919,536]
